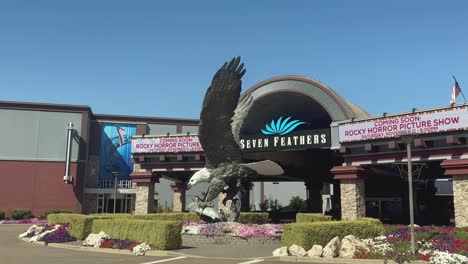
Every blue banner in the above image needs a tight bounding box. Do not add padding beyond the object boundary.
[99,123,136,181]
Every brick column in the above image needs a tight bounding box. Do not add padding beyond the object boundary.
[440,159,468,227]
[130,171,159,215]
[170,182,187,212]
[331,166,366,220]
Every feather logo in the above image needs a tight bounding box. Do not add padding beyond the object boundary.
[261,117,305,136]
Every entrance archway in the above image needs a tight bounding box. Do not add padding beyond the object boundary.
[240,76,369,216]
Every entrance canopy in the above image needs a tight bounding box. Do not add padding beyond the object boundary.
[130,75,370,182]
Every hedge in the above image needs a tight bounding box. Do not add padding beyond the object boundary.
[296,213,332,222]
[0,210,5,220]
[39,209,72,220]
[91,213,201,222]
[11,209,34,220]
[282,218,384,250]
[239,212,270,224]
[48,214,103,240]
[91,219,182,250]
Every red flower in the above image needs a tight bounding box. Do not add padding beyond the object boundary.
[419,254,432,261]
[100,240,114,248]
[128,242,140,251]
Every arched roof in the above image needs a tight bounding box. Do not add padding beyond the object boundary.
[243,75,370,121]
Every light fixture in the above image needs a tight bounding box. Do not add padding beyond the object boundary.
[63,122,74,184]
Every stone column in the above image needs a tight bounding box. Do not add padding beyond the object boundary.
[440,159,468,227]
[331,166,366,220]
[170,182,187,212]
[130,171,159,215]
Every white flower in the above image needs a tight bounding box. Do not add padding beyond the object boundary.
[182,226,199,235]
[429,251,468,264]
[363,236,393,255]
[83,231,110,248]
[132,242,151,256]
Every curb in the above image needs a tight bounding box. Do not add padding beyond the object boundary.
[278,256,428,264]
[20,238,171,256]
[18,238,428,263]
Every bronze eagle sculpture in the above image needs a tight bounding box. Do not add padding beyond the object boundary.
[187,57,284,222]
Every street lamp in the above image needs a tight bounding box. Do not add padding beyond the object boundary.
[112,171,120,214]
[400,134,417,255]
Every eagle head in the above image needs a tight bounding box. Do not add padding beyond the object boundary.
[187,168,211,189]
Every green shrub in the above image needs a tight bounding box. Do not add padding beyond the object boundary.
[282,218,384,250]
[91,213,201,222]
[289,196,306,211]
[0,210,5,220]
[454,227,468,241]
[296,213,332,222]
[48,214,101,240]
[39,209,72,220]
[11,209,34,220]
[91,219,182,250]
[239,212,270,224]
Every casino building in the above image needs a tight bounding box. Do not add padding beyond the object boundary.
[1,75,467,227]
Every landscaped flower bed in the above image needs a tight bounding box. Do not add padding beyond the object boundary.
[82,231,152,255]
[357,225,468,264]
[18,223,76,243]
[182,221,283,238]
[1,218,48,225]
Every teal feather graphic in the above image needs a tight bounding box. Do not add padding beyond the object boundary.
[261,117,305,136]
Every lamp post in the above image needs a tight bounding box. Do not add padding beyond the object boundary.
[400,134,417,255]
[112,171,120,214]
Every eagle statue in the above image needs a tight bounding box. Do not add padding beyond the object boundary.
[187,57,284,222]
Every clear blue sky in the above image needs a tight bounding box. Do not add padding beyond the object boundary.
[1,1,467,119]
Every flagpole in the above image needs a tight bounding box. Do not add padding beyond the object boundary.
[453,76,467,103]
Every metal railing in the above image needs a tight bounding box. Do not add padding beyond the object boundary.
[98,180,135,189]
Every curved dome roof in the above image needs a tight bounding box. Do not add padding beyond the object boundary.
[243,75,370,121]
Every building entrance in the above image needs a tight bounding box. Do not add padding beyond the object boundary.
[97,193,133,214]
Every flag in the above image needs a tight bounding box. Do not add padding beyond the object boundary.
[117,126,126,146]
[450,80,462,104]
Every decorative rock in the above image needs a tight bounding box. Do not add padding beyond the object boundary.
[339,235,370,258]
[307,245,323,257]
[83,231,110,248]
[322,236,341,258]
[272,246,289,257]
[289,244,307,257]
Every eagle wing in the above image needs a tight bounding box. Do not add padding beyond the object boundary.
[198,57,246,168]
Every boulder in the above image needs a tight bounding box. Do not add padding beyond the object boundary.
[83,231,110,248]
[322,236,341,258]
[272,246,289,257]
[289,244,307,256]
[339,235,370,258]
[307,245,323,257]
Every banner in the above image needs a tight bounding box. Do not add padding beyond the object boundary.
[132,136,203,153]
[339,107,468,143]
[99,123,136,181]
